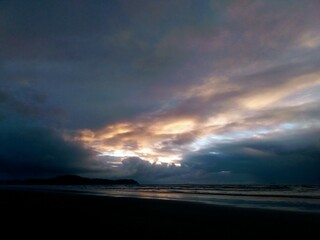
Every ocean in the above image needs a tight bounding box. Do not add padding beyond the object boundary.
[2,184,320,213]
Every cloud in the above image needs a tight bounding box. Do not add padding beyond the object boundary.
[0,88,65,128]
[104,128,320,184]
[73,63,320,166]
[73,122,320,184]
[1,1,320,183]
[0,124,96,179]
[191,128,320,184]
[0,89,94,179]
[1,0,320,130]
[96,156,195,184]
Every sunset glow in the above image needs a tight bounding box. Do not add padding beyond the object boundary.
[1,0,320,183]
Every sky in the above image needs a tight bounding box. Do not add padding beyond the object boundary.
[0,0,320,183]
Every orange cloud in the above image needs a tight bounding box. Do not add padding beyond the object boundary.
[72,69,320,166]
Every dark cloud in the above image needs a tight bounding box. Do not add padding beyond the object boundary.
[0,90,94,179]
[183,129,320,184]
[1,0,319,129]
[0,88,65,126]
[0,124,95,179]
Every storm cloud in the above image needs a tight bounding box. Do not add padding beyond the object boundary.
[0,125,95,179]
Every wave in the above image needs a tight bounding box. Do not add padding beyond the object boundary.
[95,184,320,199]
[2,184,320,212]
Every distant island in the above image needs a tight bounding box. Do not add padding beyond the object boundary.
[0,175,139,185]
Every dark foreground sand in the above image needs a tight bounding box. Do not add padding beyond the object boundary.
[0,189,319,238]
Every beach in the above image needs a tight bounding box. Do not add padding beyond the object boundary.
[0,188,319,238]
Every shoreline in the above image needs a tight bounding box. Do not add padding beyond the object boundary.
[1,188,320,237]
[1,184,319,214]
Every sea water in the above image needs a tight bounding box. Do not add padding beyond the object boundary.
[3,184,320,213]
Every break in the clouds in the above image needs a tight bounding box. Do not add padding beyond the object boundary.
[0,0,319,183]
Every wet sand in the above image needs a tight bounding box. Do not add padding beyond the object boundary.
[0,188,319,238]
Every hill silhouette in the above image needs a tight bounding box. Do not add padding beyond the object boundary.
[0,175,139,185]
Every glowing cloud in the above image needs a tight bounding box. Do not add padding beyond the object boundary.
[73,68,320,166]
[153,119,195,134]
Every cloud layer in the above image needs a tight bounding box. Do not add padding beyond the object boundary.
[0,1,319,182]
